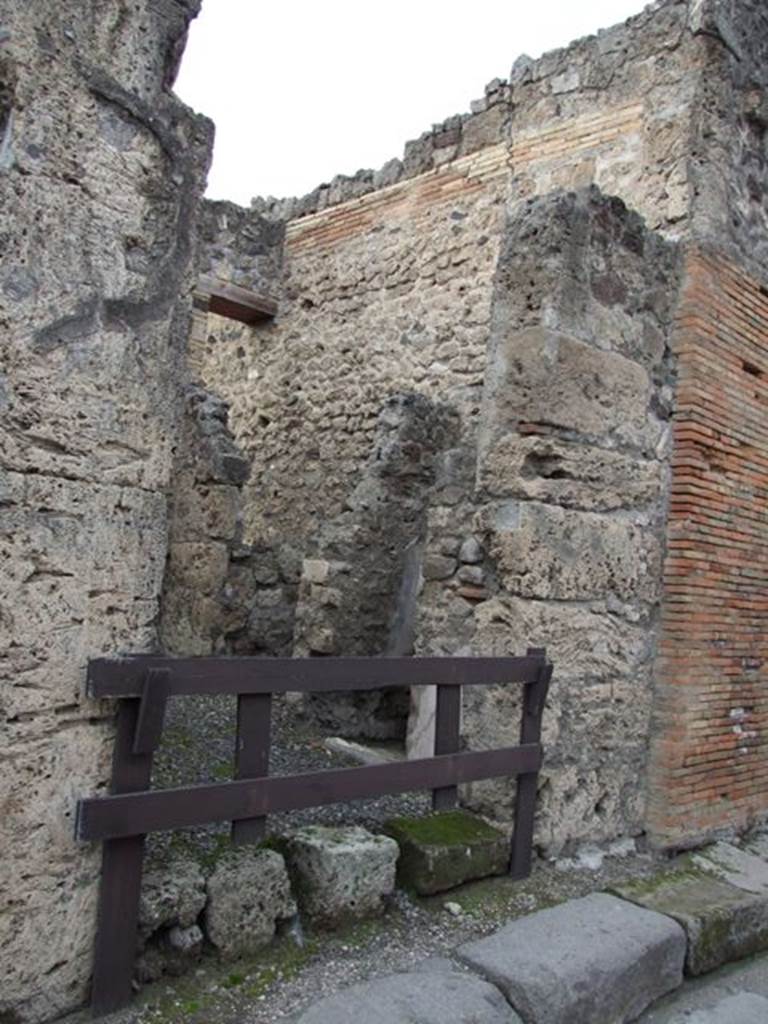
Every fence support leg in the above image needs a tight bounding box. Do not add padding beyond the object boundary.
[232,693,272,843]
[510,649,552,880]
[432,684,461,811]
[91,698,153,1016]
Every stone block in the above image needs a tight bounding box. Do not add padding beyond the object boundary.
[204,848,296,958]
[481,326,656,453]
[292,970,521,1024]
[172,483,240,542]
[383,811,508,895]
[666,993,768,1023]
[280,826,398,926]
[160,924,204,975]
[456,893,685,1024]
[692,841,768,895]
[139,856,207,939]
[166,541,229,594]
[481,499,662,603]
[612,869,768,975]
[303,558,331,584]
[478,434,663,511]
[458,537,483,563]
[423,554,457,580]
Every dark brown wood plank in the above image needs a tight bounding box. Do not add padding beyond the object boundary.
[232,693,271,844]
[199,275,278,324]
[132,668,170,755]
[510,649,552,880]
[90,699,154,1016]
[432,684,461,811]
[87,655,546,699]
[78,743,542,842]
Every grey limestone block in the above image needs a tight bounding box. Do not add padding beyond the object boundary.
[204,848,296,958]
[456,892,686,1024]
[279,825,398,927]
[291,970,522,1024]
[613,869,768,976]
[139,856,207,940]
[383,810,508,896]
[667,992,768,1024]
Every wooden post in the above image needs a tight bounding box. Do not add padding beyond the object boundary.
[510,648,551,880]
[90,695,154,1015]
[432,684,461,811]
[232,693,272,843]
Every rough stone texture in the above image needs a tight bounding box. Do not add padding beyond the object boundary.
[0,1,212,1020]
[383,811,508,896]
[279,826,398,927]
[136,923,204,983]
[292,393,459,738]
[189,0,768,860]
[204,848,296,958]
[139,855,206,940]
[456,893,686,1024]
[417,188,680,851]
[613,870,768,976]
[642,1,768,848]
[291,969,522,1024]
[663,993,768,1024]
[692,842,768,896]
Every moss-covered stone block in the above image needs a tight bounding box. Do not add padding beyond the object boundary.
[611,867,768,975]
[383,810,508,895]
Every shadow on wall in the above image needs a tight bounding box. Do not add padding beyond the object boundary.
[294,391,461,741]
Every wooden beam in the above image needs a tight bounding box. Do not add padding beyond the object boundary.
[87,655,548,699]
[197,275,277,324]
[77,744,543,842]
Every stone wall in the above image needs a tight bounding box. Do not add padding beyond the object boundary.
[186,0,768,854]
[196,0,699,569]
[645,0,768,847]
[416,187,681,854]
[0,1,211,1020]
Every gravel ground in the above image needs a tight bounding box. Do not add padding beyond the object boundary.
[149,692,428,862]
[67,848,665,1024]
[64,696,667,1024]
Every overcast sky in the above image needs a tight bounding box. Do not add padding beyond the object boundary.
[175,0,650,207]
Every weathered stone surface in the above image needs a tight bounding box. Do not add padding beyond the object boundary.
[291,970,521,1024]
[480,499,662,604]
[667,993,768,1024]
[280,826,398,926]
[483,326,657,452]
[160,924,204,975]
[456,893,685,1024]
[204,849,296,958]
[0,0,212,1016]
[692,842,768,896]
[479,434,664,511]
[383,811,508,895]
[139,856,206,940]
[613,870,768,976]
[292,394,458,739]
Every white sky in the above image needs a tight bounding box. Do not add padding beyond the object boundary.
[175,0,650,207]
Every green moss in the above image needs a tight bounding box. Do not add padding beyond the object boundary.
[210,760,233,782]
[606,855,706,901]
[384,810,503,847]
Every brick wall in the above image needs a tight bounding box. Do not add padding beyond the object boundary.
[648,249,768,846]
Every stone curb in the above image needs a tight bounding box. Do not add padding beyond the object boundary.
[292,840,768,1024]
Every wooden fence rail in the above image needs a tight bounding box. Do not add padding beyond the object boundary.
[76,651,552,1016]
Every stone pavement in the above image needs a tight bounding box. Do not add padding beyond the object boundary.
[290,842,768,1024]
